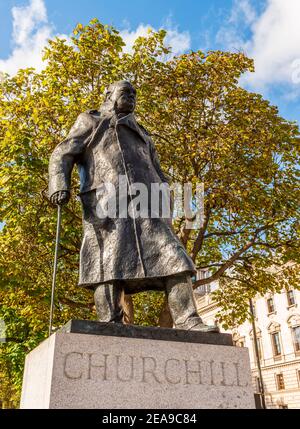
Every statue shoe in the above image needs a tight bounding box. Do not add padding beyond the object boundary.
[176,317,220,333]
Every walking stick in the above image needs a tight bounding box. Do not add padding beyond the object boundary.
[49,204,62,337]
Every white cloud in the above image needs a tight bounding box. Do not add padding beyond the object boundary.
[120,24,151,53]
[165,28,191,55]
[217,0,300,91]
[120,23,191,56]
[1,0,190,76]
[244,0,300,89]
[12,0,47,45]
[216,0,257,50]
[229,0,257,26]
[0,0,67,76]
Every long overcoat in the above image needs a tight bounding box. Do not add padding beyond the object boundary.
[48,110,195,293]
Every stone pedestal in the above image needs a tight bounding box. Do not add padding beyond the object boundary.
[20,320,255,409]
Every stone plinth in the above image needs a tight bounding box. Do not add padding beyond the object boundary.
[20,320,255,409]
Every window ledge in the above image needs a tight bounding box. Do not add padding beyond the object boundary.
[267,311,277,316]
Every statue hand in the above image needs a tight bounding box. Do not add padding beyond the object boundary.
[50,190,70,206]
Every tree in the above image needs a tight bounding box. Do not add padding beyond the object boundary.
[0,19,299,404]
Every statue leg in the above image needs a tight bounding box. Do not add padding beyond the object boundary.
[165,274,219,332]
[94,282,124,323]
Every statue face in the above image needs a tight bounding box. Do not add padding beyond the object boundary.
[111,83,136,114]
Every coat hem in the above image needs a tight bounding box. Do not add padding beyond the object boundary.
[78,270,195,293]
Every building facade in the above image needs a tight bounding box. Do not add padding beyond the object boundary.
[195,276,300,409]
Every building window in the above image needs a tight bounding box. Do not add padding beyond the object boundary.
[271,332,282,356]
[287,290,296,307]
[276,373,285,390]
[194,271,211,295]
[292,326,300,352]
[197,269,209,280]
[267,297,275,314]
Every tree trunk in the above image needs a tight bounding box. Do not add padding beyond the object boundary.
[159,297,173,328]
[123,294,134,324]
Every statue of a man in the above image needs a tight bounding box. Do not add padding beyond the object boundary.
[48,80,218,332]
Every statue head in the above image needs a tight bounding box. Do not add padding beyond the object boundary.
[100,80,136,115]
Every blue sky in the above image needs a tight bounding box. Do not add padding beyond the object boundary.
[1,0,300,125]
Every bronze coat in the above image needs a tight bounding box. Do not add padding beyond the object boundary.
[48,110,195,292]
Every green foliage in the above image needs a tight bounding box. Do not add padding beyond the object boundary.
[0,19,299,405]
[132,292,165,327]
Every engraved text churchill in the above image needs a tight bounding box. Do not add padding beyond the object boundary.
[63,351,249,387]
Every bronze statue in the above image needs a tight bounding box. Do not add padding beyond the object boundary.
[48,80,218,332]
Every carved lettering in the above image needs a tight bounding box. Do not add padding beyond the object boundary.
[199,360,214,385]
[141,356,162,384]
[164,359,181,384]
[116,355,135,382]
[62,351,247,389]
[219,362,227,386]
[87,353,109,380]
[184,359,202,385]
[211,361,234,386]
[233,362,249,387]
[64,352,83,380]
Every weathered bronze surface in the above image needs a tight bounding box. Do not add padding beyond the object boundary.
[48,80,218,332]
[61,320,231,345]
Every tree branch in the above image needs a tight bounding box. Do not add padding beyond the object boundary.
[204,229,245,239]
[193,224,270,287]
[190,206,211,261]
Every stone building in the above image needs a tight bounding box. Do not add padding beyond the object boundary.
[195,271,300,409]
